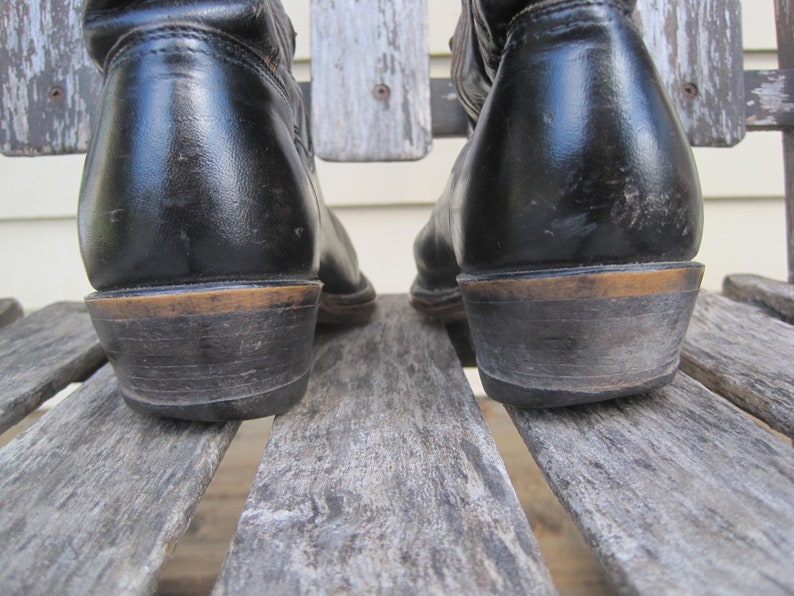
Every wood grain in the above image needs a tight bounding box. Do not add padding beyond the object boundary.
[0,0,100,155]
[634,0,745,146]
[745,68,794,131]
[0,302,105,434]
[723,274,794,323]
[0,0,765,155]
[777,0,794,282]
[435,69,794,137]
[156,417,274,595]
[681,290,794,438]
[0,366,239,594]
[214,295,555,595]
[508,373,794,594]
[310,0,432,161]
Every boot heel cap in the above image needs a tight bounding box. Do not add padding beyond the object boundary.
[460,262,704,408]
[86,282,322,421]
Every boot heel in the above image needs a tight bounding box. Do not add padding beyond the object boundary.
[85,282,322,421]
[459,263,704,407]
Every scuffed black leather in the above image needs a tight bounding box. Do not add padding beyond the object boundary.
[453,0,636,123]
[79,0,366,295]
[415,0,702,291]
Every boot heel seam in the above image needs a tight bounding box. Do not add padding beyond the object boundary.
[510,0,631,33]
[105,25,292,113]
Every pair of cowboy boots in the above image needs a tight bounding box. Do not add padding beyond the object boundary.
[79,0,703,421]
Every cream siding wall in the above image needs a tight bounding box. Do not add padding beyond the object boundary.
[0,1,787,309]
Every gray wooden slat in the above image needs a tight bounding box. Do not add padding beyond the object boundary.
[366,71,794,139]
[309,0,432,161]
[214,295,555,595]
[745,69,794,131]
[777,0,794,282]
[680,290,794,438]
[0,365,239,594]
[302,80,472,140]
[338,71,794,139]
[508,373,794,594]
[0,298,23,330]
[0,302,105,434]
[3,66,791,157]
[785,128,794,283]
[0,0,772,155]
[723,274,794,323]
[634,0,745,146]
[0,0,100,155]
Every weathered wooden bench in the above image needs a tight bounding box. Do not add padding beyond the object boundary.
[1,0,793,593]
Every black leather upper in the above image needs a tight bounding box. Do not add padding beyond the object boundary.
[79,0,366,295]
[415,0,702,290]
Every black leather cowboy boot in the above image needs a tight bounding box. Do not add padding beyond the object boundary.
[412,0,703,407]
[79,0,375,421]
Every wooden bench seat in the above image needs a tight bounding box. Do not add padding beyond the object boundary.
[0,290,792,593]
[0,302,104,433]
[2,0,793,592]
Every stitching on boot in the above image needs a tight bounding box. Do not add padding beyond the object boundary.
[509,0,630,31]
[105,25,293,112]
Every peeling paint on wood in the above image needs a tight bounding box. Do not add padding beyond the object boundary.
[0,0,763,155]
[310,0,432,161]
[634,0,745,146]
[0,0,100,155]
[745,69,794,129]
[775,0,794,282]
